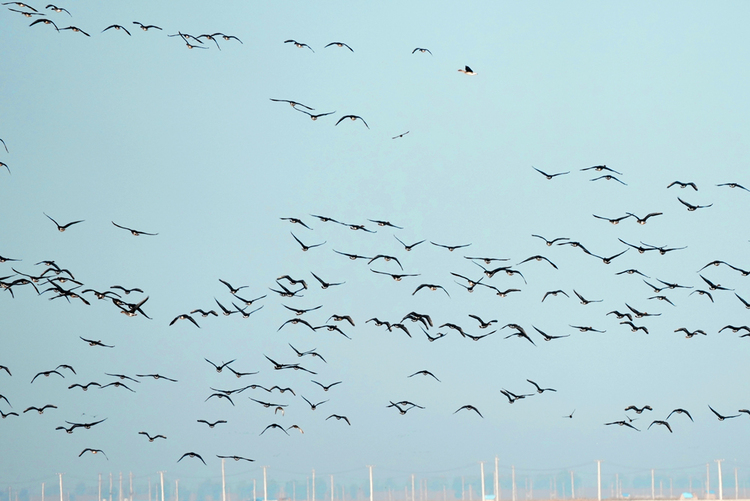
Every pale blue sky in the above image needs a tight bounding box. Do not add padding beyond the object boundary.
[1,0,749,494]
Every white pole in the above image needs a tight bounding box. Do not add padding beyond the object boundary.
[413,475,416,501]
[222,459,227,501]
[254,479,257,501]
[111,473,114,501]
[716,460,724,501]
[312,470,315,501]
[651,469,655,501]
[570,472,574,500]
[159,472,165,501]
[331,475,334,501]
[264,467,269,501]
[462,477,465,501]
[42,483,45,501]
[59,473,64,501]
[368,466,374,501]
[494,457,500,501]
[176,480,179,501]
[707,464,710,500]
[120,473,123,501]
[130,474,133,501]
[734,468,738,500]
[597,462,602,501]
[615,475,619,500]
[149,479,152,501]
[480,462,486,501]
[512,467,516,501]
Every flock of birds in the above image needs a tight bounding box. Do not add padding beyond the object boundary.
[2,0,749,479]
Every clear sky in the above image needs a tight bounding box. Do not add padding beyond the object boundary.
[1,0,749,496]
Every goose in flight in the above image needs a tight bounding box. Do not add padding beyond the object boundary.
[458,66,477,75]
[44,213,83,231]
[285,39,314,51]
[335,115,369,129]
[133,21,162,31]
[178,452,206,465]
[112,221,158,236]
[454,405,483,417]
[708,405,740,421]
[102,24,131,35]
[412,47,432,55]
[325,41,353,51]
[79,449,108,460]
[532,167,569,179]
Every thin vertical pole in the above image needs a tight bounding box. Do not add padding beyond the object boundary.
[222,459,227,501]
[512,467,516,501]
[615,475,619,500]
[331,475,334,501]
[707,464,710,500]
[254,479,257,501]
[412,475,416,501]
[312,470,315,501]
[481,462,486,501]
[716,460,724,501]
[130,474,133,501]
[570,472,574,500]
[176,480,179,501]
[110,473,114,501]
[120,473,123,501]
[651,469,655,501]
[264,467,269,501]
[368,466,374,501]
[462,477,465,501]
[494,457,500,501]
[670,478,673,499]
[42,483,45,501]
[59,473,64,501]
[597,462,602,501]
[99,476,102,501]
[148,480,152,501]
[159,472,165,501]
[734,468,738,500]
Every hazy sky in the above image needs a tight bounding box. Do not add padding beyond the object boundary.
[1,0,749,495]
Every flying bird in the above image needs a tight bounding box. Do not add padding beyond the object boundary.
[412,47,432,55]
[285,39,314,51]
[325,41,353,51]
[454,405,483,417]
[111,221,158,236]
[458,66,477,75]
[44,213,83,232]
[102,24,131,35]
[178,452,206,465]
[79,449,108,460]
[335,115,369,129]
[133,21,162,31]
[708,405,740,421]
[532,167,569,179]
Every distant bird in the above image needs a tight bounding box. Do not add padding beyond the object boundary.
[325,41,353,51]
[4,2,37,11]
[569,325,605,333]
[217,455,254,462]
[311,380,342,391]
[178,452,206,465]
[169,314,199,328]
[517,255,558,269]
[408,370,440,382]
[532,325,570,341]
[205,393,234,406]
[454,405,483,417]
[336,115,369,129]
[136,373,177,382]
[413,283,450,297]
[60,25,89,36]
[79,337,114,348]
[412,47,432,55]
[458,66,477,75]
[666,408,694,422]
[111,221,158,236]
[542,290,569,302]
[716,182,750,192]
[23,404,57,414]
[79,449,108,460]
[468,314,496,329]
[590,174,627,185]
[394,235,426,251]
[296,109,337,121]
[677,197,712,211]
[532,167,569,179]
[285,39,314,51]
[625,405,652,414]
[310,271,344,289]
[30,370,64,383]
[674,327,707,338]
[270,99,314,110]
[280,217,311,230]
[708,405,740,421]
[204,359,235,373]
[29,18,59,30]
[431,241,471,252]
[667,181,698,191]
[219,278,248,295]
[1,411,19,418]
[326,414,351,425]
[102,24,131,36]
[527,379,556,393]
[44,213,83,232]
[68,382,101,391]
[133,21,162,31]
[699,274,733,291]
[0,365,11,376]
[531,234,569,246]
[573,290,602,305]
[368,254,403,270]
[736,293,750,309]
[139,431,167,442]
[291,232,325,251]
[0,138,7,153]
[191,308,218,317]
[392,131,410,139]
[626,212,662,225]
[197,419,227,428]
[301,396,329,410]
[261,423,290,435]
[581,165,623,175]
[605,420,639,431]
[564,410,575,419]
[593,214,631,225]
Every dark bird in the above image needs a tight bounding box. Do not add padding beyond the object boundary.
[311,380,342,391]
[647,295,675,306]
[190,308,218,317]
[4,2,37,11]
[454,405,483,417]
[278,317,316,332]
[564,410,575,419]
[590,174,627,185]
[431,241,471,252]
[297,109,336,121]
[368,254,403,270]
[413,283,450,297]
[394,235,425,251]
[457,66,477,75]
[285,39,314,51]
[139,431,167,442]
[310,271,344,289]
[210,32,242,44]
[105,373,139,383]
[79,449,108,460]
[371,269,420,281]
[30,370,64,383]
[666,408,694,422]
[716,182,750,192]
[593,214,631,225]
[569,325,606,333]
[468,314,496,329]
[617,269,650,278]
[68,382,101,391]
[29,18,59,30]
[204,359,235,373]
[625,303,661,318]
[60,25,89,36]
[133,21,162,31]
[111,221,158,236]
[532,325,570,341]
[369,219,403,229]
[219,278,247,295]
[736,293,750,309]
[504,326,536,346]
[667,181,698,190]
[23,404,57,414]
[408,370,440,382]
[197,419,227,428]
[291,232,326,251]
[169,314,200,328]
[214,298,236,316]
[625,405,653,414]
[280,217,311,230]
[327,314,355,326]
[674,327,707,338]
[102,24,131,35]
[333,249,372,261]
[699,274,733,291]
[532,166,569,179]
[0,365,11,376]
[178,452,206,465]
[205,393,235,406]
[217,455,254,462]
[677,197,712,211]
[719,325,750,334]
[260,423,290,435]
[283,304,322,316]
[605,420,639,431]
[581,165,623,175]
[326,414,351,425]
[527,379,556,393]
[689,289,714,303]
[270,99,314,110]
[620,321,649,334]
[708,405,740,421]
[325,41,353,51]
[227,367,259,378]
[532,234,570,246]
[44,213,83,232]
[136,373,177,382]
[542,290,569,302]
[573,290,602,305]
[626,212,662,225]
[412,47,432,55]
[79,337,114,348]
[517,255,558,269]
[301,396,329,410]
[101,382,134,392]
[335,115,369,129]
[0,394,11,406]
